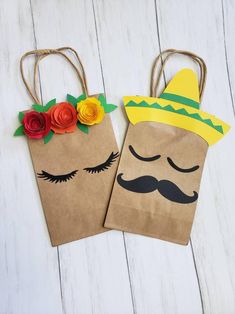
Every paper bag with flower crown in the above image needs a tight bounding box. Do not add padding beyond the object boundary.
[14,48,119,246]
[104,49,230,245]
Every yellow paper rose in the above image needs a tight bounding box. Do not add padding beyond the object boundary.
[77,97,105,125]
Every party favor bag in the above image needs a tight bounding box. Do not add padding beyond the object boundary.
[14,47,119,246]
[105,49,230,245]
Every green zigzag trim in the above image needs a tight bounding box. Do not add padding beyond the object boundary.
[126,100,224,134]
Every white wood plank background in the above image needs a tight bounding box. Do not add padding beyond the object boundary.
[0,0,234,313]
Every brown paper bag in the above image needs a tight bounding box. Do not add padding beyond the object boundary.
[105,49,230,245]
[15,48,119,246]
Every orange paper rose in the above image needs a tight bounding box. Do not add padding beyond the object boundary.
[49,102,77,134]
[77,97,105,125]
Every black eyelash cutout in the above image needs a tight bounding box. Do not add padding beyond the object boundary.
[167,157,199,173]
[129,145,161,162]
[83,152,119,174]
[37,170,78,183]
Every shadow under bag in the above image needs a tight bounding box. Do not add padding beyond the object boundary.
[15,47,119,246]
[104,49,230,245]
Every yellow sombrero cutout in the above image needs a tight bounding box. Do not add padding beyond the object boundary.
[124,69,230,145]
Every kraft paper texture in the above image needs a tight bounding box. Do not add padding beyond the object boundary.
[105,121,208,245]
[28,113,119,246]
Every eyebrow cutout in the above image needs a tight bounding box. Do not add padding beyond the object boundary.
[129,145,161,162]
[167,157,199,173]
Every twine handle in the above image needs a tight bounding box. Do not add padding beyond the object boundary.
[20,47,89,104]
[150,49,207,101]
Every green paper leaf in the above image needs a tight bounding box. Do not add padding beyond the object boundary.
[98,94,117,113]
[67,94,78,106]
[14,125,24,136]
[76,93,86,104]
[77,122,89,134]
[18,112,24,123]
[103,103,117,113]
[98,94,106,106]
[32,104,45,112]
[44,130,54,144]
[67,93,86,107]
[44,98,56,111]
[32,99,56,113]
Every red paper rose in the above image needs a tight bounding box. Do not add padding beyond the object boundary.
[22,111,51,139]
[49,102,77,134]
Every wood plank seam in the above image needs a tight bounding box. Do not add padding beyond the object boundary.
[154,1,205,313]
[221,0,235,115]
[92,1,136,313]
[92,2,136,313]
[123,233,137,314]
[92,0,107,96]
[29,1,65,313]
[190,239,205,314]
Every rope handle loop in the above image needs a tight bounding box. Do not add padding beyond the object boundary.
[150,49,207,101]
[20,47,88,104]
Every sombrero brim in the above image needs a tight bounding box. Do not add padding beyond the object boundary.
[123,96,230,146]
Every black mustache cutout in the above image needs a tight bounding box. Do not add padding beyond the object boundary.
[117,173,198,204]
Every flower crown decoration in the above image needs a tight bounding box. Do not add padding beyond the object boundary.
[14,93,117,144]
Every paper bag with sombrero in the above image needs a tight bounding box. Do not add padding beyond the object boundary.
[105,49,230,245]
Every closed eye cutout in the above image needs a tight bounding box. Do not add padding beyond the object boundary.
[129,145,161,162]
[37,170,78,183]
[167,157,199,173]
[83,152,119,174]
